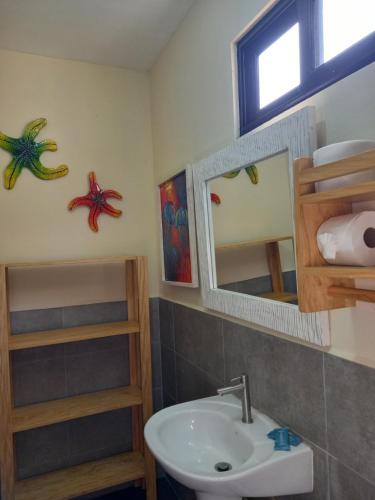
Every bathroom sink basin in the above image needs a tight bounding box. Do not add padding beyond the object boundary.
[145,394,313,500]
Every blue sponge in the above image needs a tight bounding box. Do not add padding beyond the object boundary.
[267,428,302,451]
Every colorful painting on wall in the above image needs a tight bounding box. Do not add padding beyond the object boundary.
[159,167,198,287]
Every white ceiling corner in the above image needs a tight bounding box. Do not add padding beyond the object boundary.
[0,0,196,70]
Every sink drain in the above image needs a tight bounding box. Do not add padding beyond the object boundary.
[214,462,232,472]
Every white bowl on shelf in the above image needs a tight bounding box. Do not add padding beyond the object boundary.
[313,140,375,192]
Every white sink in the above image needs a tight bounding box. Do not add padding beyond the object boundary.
[145,394,313,500]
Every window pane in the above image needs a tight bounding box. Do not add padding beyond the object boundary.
[323,0,375,62]
[258,24,300,109]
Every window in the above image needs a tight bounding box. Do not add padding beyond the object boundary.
[237,0,375,135]
[259,23,301,108]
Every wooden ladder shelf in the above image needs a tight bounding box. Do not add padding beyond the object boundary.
[0,256,156,500]
[294,149,375,312]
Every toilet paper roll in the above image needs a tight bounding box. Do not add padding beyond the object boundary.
[317,211,375,266]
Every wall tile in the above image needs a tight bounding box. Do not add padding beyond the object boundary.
[159,299,174,349]
[12,344,65,366]
[157,477,179,500]
[161,346,177,402]
[166,475,196,500]
[68,409,132,458]
[16,422,70,479]
[63,335,128,356]
[223,320,326,448]
[153,387,163,413]
[174,304,224,382]
[65,347,129,396]
[152,340,162,388]
[329,456,375,500]
[150,297,161,344]
[62,301,127,328]
[325,354,375,484]
[163,391,177,408]
[13,357,67,406]
[11,307,63,334]
[176,354,222,403]
[223,320,270,406]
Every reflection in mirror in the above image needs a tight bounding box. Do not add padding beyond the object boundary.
[209,152,297,304]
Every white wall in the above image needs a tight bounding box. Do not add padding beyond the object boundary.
[0,49,159,309]
[151,0,375,368]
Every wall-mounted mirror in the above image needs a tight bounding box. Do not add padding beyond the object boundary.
[210,152,297,305]
[193,107,330,346]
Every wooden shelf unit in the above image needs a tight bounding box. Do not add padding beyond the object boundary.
[294,149,375,312]
[0,256,156,500]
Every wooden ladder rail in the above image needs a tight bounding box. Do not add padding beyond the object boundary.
[134,256,156,500]
[0,265,16,499]
[126,258,143,488]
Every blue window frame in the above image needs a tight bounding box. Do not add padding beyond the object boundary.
[237,0,375,135]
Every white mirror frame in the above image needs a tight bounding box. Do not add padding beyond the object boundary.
[193,107,330,346]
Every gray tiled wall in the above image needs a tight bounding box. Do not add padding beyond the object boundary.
[9,299,162,480]
[159,299,375,500]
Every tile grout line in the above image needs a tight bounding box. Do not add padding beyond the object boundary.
[153,299,163,399]
[322,352,331,500]
[221,318,226,383]
[326,452,375,489]
[322,353,329,450]
[174,351,224,386]
[171,302,178,402]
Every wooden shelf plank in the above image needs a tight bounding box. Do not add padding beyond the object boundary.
[300,180,375,204]
[15,451,145,500]
[216,235,293,251]
[304,266,375,279]
[299,149,375,185]
[9,320,140,351]
[328,286,375,302]
[5,256,136,269]
[259,291,298,303]
[12,386,142,432]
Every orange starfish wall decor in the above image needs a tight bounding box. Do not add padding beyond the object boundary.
[68,171,123,232]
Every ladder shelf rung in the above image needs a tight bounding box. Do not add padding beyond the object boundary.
[12,386,142,432]
[259,291,298,303]
[300,179,375,204]
[9,320,140,351]
[5,255,137,269]
[304,265,375,279]
[14,451,145,500]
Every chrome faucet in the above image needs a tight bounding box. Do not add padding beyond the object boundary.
[217,374,253,423]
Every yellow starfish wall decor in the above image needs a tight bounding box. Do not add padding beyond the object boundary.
[0,118,69,189]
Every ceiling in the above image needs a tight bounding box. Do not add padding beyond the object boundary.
[0,0,195,71]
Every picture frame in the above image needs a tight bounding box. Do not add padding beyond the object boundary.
[158,166,199,287]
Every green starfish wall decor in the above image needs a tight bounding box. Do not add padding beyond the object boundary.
[222,164,259,184]
[0,118,69,189]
